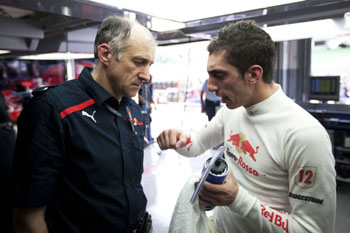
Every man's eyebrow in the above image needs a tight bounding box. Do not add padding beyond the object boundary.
[208,69,226,75]
[133,56,147,60]
[133,56,153,64]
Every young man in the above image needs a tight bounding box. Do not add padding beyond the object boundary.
[12,16,155,233]
[157,20,336,233]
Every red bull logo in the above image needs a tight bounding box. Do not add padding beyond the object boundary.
[227,131,259,161]
[261,204,289,232]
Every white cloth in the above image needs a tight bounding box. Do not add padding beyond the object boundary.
[168,176,210,233]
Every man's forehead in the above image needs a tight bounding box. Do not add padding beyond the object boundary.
[122,41,155,64]
[207,51,229,68]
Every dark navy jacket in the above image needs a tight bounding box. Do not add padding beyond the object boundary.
[12,67,146,233]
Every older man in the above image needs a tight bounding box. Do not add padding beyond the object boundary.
[12,16,155,233]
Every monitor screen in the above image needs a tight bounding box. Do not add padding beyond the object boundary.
[309,76,340,101]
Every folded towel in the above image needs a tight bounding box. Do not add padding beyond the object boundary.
[168,175,210,233]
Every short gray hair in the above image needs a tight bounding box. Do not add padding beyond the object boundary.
[94,16,132,62]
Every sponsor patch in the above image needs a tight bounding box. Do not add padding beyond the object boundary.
[295,166,317,188]
[289,192,324,204]
[227,131,259,162]
[261,204,289,232]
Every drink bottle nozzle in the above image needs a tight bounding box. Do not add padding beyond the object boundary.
[190,146,225,204]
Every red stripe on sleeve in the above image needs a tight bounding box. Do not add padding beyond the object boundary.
[60,99,95,119]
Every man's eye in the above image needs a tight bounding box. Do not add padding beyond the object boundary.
[209,70,225,79]
[212,73,225,79]
[134,60,146,66]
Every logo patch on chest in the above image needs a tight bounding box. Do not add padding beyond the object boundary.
[82,110,97,123]
[227,131,259,161]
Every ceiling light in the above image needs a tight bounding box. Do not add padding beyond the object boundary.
[264,18,346,42]
[18,52,94,60]
[0,50,10,54]
[345,12,350,29]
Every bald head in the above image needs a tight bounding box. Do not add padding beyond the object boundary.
[94,16,155,63]
[129,22,156,51]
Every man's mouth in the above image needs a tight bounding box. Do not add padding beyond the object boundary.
[221,96,228,103]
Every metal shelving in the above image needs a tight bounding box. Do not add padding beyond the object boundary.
[308,110,350,183]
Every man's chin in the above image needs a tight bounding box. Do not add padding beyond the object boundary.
[225,102,240,110]
[128,91,139,98]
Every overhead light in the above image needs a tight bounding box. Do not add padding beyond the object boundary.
[124,11,136,20]
[264,18,347,42]
[0,50,10,54]
[345,12,350,29]
[326,100,336,104]
[150,17,185,32]
[309,99,321,104]
[186,33,212,40]
[61,6,72,16]
[18,52,94,60]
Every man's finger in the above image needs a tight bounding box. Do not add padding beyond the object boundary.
[175,132,189,149]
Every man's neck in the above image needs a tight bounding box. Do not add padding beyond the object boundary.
[91,66,122,100]
[245,82,279,108]
[258,82,279,104]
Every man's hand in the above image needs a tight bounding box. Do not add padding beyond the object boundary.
[13,207,49,233]
[156,129,188,150]
[198,170,239,207]
[201,105,205,113]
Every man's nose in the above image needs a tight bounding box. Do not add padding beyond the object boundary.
[138,69,150,82]
[207,79,217,92]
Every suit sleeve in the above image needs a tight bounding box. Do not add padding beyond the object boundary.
[12,94,65,207]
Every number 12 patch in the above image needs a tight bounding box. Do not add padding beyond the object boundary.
[295,166,317,188]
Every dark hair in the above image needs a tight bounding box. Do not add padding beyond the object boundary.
[94,16,132,62]
[207,20,276,83]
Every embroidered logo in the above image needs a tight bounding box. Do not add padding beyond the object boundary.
[261,204,289,232]
[227,131,259,161]
[294,166,317,188]
[82,110,97,123]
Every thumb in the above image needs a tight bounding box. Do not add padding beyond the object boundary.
[175,133,190,149]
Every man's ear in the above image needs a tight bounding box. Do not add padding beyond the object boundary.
[97,43,111,65]
[247,65,263,85]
